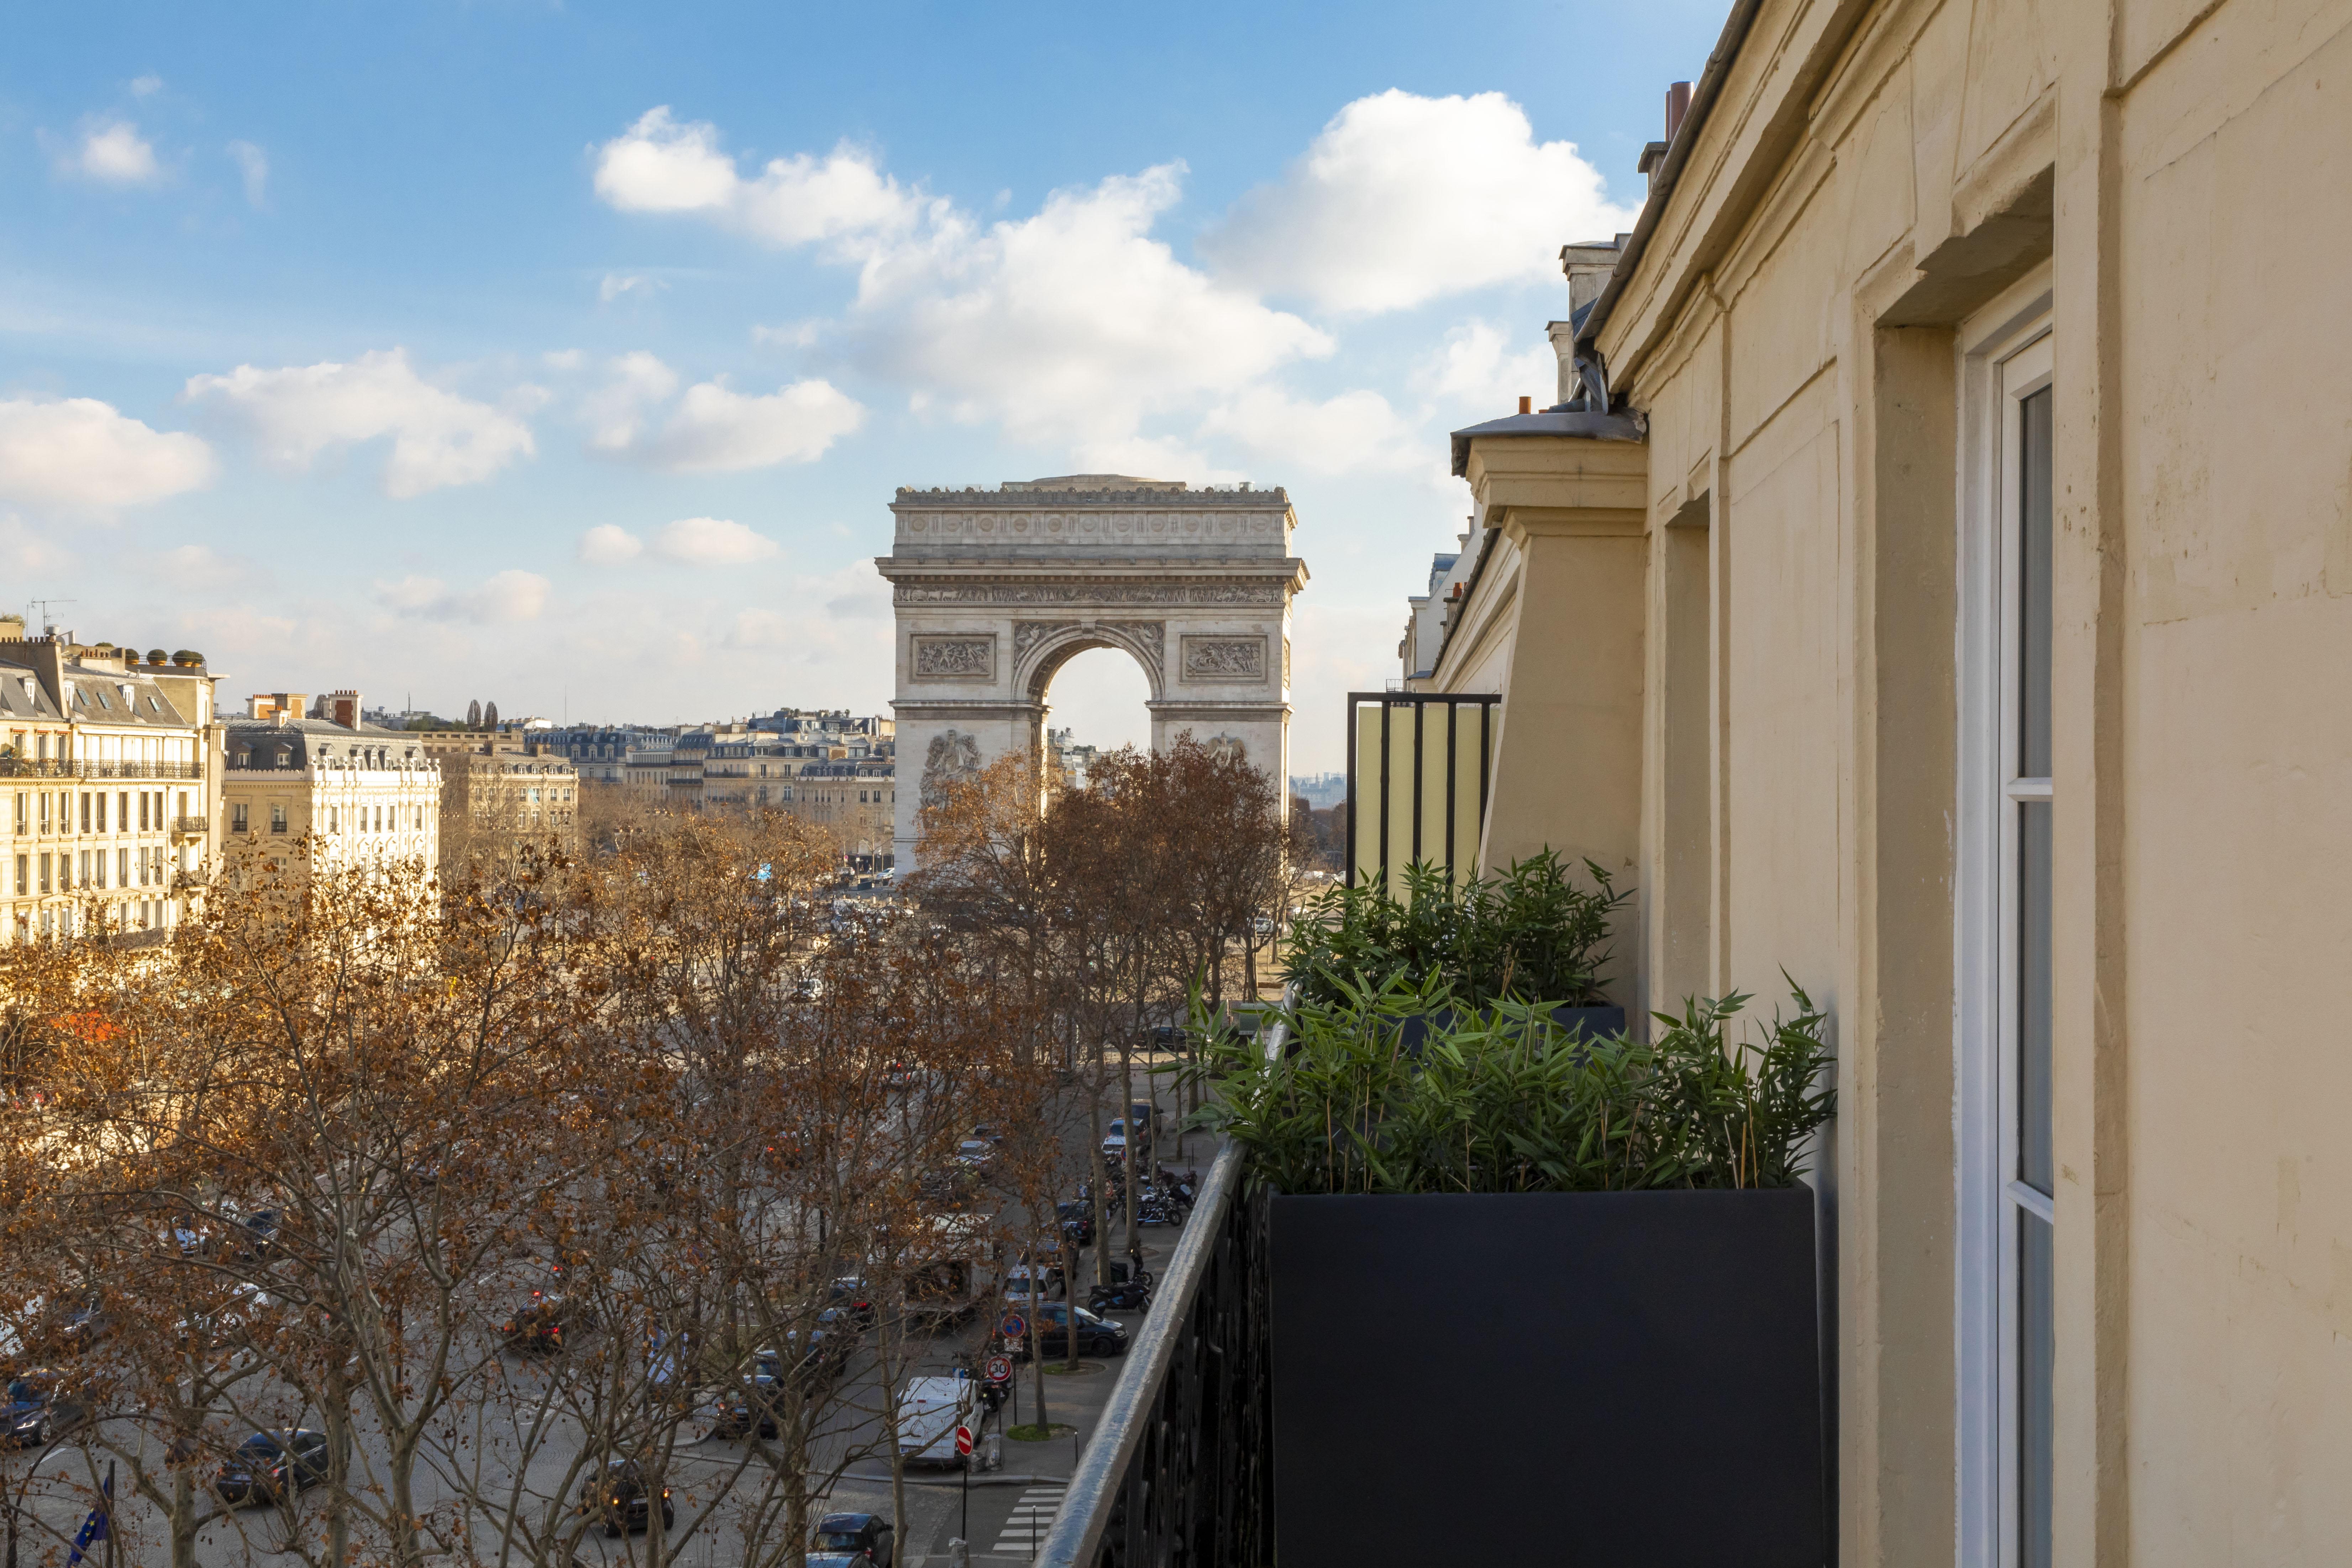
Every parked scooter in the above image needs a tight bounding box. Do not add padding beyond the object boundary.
[1087,1278,1152,1312]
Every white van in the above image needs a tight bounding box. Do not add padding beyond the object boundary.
[894,1372,976,1467]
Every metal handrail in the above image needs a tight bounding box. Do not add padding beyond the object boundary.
[1038,1004,1286,1568]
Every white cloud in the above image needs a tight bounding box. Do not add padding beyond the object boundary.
[129,75,162,98]
[65,120,161,185]
[152,543,271,593]
[592,107,922,251]
[653,516,780,565]
[594,111,1330,456]
[1198,387,1424,475]
[577,523,644,565]
[0,514,76,573]
[576,352,859,469]
[598,272,665,303]
[0,396,215,510]
[581,351,681,452]
[1201,90,1637,314]
[1417,319,1560,411]
[847,164,1330,448]
[184,347,536,497]
[227,141,268,208]
[643,379,863,471]
[375,569,549,623]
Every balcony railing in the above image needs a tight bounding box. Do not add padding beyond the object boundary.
[1342,691,1498,898]
[1038,1023,1281,1568]
[170,815,208,837]
[0,760,204,780]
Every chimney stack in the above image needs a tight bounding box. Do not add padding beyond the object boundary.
[1665,80,1692,146]
[326,689,362,729]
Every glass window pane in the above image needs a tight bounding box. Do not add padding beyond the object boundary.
[2019,386,2054,777]
[2019,799,2054,1194]
[2018,1207,2056,1568]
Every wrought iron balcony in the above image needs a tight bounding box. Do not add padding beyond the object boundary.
[171,815,208,838]
[1036,1017,1283,1568]
[0,760,204,781]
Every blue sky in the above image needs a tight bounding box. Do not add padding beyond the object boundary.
[1,0,1728,773]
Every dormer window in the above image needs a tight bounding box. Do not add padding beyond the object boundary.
[119,685,135,706]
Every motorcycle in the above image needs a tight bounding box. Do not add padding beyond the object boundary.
[1087,1278,1152,1312]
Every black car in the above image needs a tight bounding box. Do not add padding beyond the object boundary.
[1019,1302,1128,1359]
[498,1290,582,1354]
[809,1511,895,1567]
[1,1372,85,1449]
[214,1429,330,1505]
[1055,1201,1096,1247]
[825,1278,877,1330]
[229,1209,281,1262]
[707,1373,786,1440]
[578,1458,674,1536]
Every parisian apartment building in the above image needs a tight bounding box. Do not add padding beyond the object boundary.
[633,717,896,863]
[220,691,442,879]
[414,730,581,865]
[1349,0,2352,1551]
[0,620,221,944]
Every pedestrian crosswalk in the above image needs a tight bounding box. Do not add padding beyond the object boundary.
[989,1484,1067,1557]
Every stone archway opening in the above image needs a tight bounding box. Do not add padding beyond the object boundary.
[1035,643,1153,786]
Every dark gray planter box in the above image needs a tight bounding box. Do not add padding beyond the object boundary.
[1270,1186,1824,1568]
[1391,1003,1627,1053]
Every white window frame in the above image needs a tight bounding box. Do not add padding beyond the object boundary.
[1954,271,2053,1568]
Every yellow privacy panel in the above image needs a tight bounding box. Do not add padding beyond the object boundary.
[1346,695,1497,897]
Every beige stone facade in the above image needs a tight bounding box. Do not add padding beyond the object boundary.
[221,692,439,881]
[0,630,219,943]
[1387,0,2352,1557]
[418,735,579,865]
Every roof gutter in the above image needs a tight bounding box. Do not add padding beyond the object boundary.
[1575,0,1766,366]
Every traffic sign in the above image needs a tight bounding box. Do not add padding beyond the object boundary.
[954,1425,974,1457]
[985,1355,1013,1382]
[1000,1313,1027,1340]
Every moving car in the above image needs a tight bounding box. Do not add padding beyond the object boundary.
[809,1511,895,1567]
[499,1290,581,1354]
[577,1458,674,1536]
[1017,1302,1129,1359]
[893,1372,975,1468]
[708,1373,786,1441]
[213,1429,330,1505]
[1055,1200,1096,1247]
[1,1372,85,1450]
[825,1277,877,1330]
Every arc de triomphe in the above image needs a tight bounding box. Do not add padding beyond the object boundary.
[879,475,1307,871]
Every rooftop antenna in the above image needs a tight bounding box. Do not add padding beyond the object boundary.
[26,598,76,637]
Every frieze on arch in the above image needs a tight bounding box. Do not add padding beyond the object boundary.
[893,578,1289,607]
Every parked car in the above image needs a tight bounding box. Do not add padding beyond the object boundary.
[893,1372,975,1467]
[1,1371,85,1449]
[1003,1262,1065,1302]
[825,1277,877,1329]
[1101,1118,1153,1160]
[969,1123,1006,1145]
[707,1373,786,1441]
[809,1511,895,1567]
[577,1458,674,1536]
[226,1208,281,1262]
[1017,1302,1129,1359]
[952,1139,995,1171]
[1055,1200,1096,1247]
[213,1429,330,1505]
